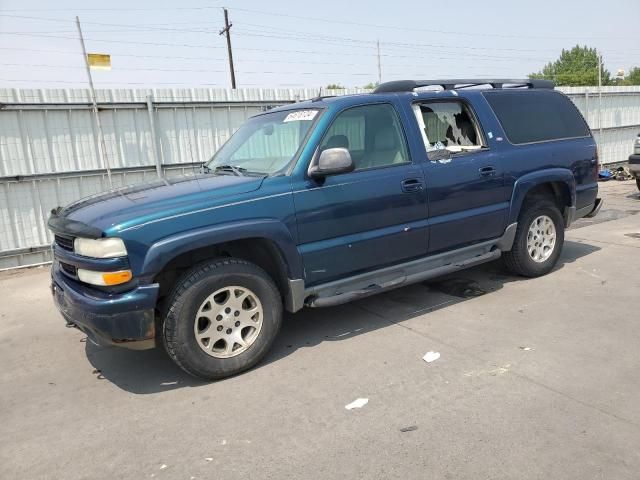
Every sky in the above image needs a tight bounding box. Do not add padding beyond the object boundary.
[0,0,639,90]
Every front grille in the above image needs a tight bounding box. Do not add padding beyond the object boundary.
[55,234,74,251]
[59,262,77,277]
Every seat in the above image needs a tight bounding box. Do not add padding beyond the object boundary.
[364,127,404,168]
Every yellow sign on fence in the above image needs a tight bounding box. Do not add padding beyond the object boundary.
[87,53,111,70]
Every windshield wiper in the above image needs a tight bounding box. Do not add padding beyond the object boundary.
[211,164,247,176]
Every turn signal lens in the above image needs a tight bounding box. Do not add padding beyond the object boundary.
[78,269,132,286]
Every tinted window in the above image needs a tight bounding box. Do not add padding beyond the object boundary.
[484,90,590,144]
[320,103,409,170]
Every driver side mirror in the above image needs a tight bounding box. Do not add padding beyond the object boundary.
[308,147,355,179]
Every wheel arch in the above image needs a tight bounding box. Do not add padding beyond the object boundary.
[141,219,304,312]
[509,169,576,226]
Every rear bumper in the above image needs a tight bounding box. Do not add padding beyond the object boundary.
[629,155,640,177]
[51,263,159,349]
[567,197,603,226]
[584,197,603,218]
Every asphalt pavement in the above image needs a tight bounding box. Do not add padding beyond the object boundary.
[1,180,639,480]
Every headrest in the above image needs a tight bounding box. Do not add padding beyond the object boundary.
[325,134,349,149]
[374,128,397,150]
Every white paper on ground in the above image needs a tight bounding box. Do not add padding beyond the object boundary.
[423,351,441,363]
[345,398,369,410]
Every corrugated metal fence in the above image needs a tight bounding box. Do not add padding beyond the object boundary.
[1,86,639,269]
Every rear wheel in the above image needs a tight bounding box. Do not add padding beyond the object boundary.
[504,199,565,277]
[636,177,640,191]
[163,258,282,380]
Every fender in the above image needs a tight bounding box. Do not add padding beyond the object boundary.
[138,218,304,280]
[508,168,576,225]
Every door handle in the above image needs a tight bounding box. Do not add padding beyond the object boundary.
[479,166,496,177]
[401,178,424,193]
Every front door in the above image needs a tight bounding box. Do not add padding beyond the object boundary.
[292,103,429,286]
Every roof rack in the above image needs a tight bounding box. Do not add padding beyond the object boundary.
[372,79,554,94]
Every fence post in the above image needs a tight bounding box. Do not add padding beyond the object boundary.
[584,89,589,126]
[146,94,163,178]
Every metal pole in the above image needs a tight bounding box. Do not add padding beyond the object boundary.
[75,16,112,187]
[146,95,163,178]
[376,39,382,85]
[598,54,603,139]
[219,8,237,89]
[585,89,589,125]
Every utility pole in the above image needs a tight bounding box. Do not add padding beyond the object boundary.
[597,53,603,139]
[376,39,382,85]
[76,16,112,187]
[219,8,236,89]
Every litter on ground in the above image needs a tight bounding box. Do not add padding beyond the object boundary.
[400,425,418,432]
[345,398,369,410]
[423,351,441,363]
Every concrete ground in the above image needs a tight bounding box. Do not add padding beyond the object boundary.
[1,180,639,480]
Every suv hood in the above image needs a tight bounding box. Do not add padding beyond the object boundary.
[59,174,264,233]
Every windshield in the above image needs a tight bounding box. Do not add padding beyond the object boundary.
[206,108,320,175]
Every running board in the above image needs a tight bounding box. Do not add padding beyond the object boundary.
[306,247,502,308]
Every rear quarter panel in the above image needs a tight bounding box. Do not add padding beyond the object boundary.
[475,92,598,213]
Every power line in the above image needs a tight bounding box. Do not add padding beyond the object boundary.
[4,13,640,61]
[0,13,217,34]
[230,6,637,41]
[231,30,554,62]
[0,46,227,62]
[0,47,544,72]
[0,32,226,49]
[3,33,636,69]
[0,5,222,12]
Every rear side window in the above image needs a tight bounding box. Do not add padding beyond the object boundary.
[484,90,590,144]
[413,101,485,154]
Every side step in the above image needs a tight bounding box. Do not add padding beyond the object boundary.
[306,249,501,308]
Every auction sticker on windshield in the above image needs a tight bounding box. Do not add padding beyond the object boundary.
[283,110,318,122]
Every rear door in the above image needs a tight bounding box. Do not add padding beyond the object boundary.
[411,99,509,253]
[292,102,429,286]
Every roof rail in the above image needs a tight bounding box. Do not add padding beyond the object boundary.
[372,79,555,94]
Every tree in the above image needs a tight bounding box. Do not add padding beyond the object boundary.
[363,82,380,90]
[326,84,345,90]
[529,45,611,86]
[617,67,640,85]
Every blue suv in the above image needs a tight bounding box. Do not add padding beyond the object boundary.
[48,79,602,379]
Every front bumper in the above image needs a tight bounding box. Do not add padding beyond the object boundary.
[51,262,159,349]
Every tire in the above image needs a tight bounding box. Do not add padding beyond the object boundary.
[163,258,282,380]
[503,199,565,277]
[636,178,640,192]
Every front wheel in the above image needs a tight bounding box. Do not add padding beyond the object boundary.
[163,258,282,380]
[503,199,565,277]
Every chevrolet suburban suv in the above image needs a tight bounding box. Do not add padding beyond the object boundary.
[48,79,602,380]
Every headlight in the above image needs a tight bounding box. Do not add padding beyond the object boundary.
[74,237,127,258]
[78,269,132,286]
